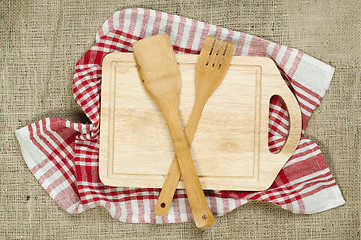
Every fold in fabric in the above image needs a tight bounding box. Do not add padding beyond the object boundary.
[16,8,345,223]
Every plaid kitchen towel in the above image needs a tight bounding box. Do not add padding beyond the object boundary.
[15,8,345,223]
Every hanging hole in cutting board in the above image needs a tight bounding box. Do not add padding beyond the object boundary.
[268,95,290,154]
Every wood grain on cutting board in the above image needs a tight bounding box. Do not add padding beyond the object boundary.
[99,53,301,191]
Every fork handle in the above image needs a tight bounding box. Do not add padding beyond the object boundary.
[155,99,206,216]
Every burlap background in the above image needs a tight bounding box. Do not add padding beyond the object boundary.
[1,0,360,239]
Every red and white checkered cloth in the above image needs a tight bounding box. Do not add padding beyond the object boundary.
[16,8,345,223]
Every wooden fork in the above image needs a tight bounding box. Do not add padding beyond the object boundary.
[154,36,235,216]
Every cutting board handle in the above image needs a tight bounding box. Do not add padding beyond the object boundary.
[258,79,302,190]
[272,93,301,156]
[259,76,302,181]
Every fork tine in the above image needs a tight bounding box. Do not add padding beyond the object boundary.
[219,42,235,72]
[207,38,221,66]
[197,36,215,65]
[214,40,228,69]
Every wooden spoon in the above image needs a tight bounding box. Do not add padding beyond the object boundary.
[132,33,214,228]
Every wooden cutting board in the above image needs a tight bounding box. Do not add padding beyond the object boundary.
[99,52,301,191]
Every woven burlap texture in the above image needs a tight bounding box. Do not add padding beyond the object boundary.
[1,0,360,239]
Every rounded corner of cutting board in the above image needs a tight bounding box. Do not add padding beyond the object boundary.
[98,172,107,183]
[102,52,116,65]
[98,160,108,184]
[98,172,113,187]
[258,56,276,64]
[254,181,274,192]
